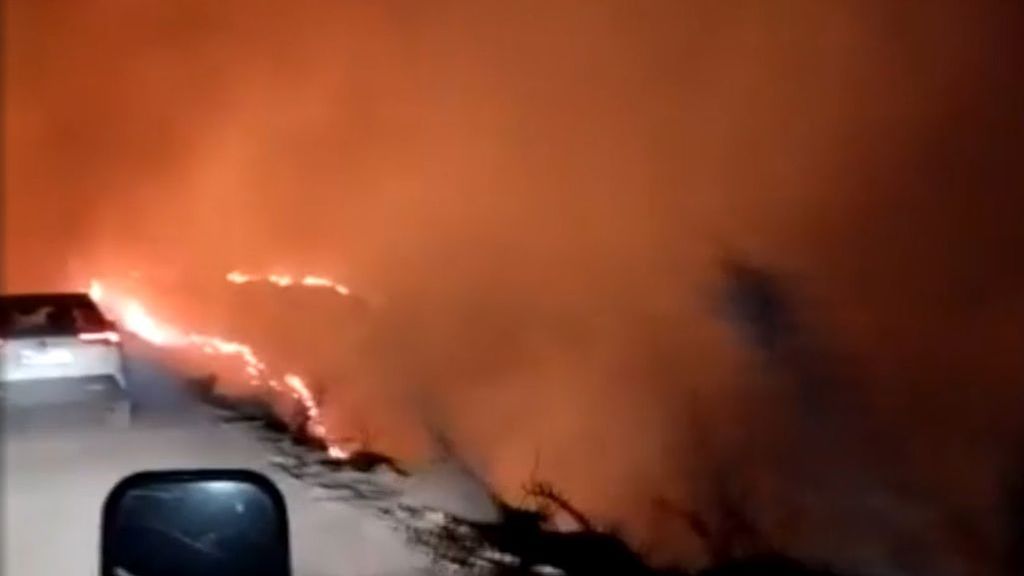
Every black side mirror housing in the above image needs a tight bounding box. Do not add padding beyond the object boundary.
[101,469,291,576]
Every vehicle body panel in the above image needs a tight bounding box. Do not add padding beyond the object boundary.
[1,293,128,411]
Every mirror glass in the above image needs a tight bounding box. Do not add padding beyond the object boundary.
[102,470,290,576]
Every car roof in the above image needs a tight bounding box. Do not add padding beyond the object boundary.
[0,292,98,306]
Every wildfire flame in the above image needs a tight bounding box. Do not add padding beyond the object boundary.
[89,274,354,459]
[226,270,351,295]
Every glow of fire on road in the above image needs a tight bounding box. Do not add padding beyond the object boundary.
[88,273,354,459]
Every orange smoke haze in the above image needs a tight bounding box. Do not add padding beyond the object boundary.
[4,1,1024,573]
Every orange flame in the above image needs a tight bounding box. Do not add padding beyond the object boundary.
[226,270,352,295]
[88,279,104,302]
[89,276,353,460]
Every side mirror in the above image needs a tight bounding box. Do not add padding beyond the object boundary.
[101,469,291,576]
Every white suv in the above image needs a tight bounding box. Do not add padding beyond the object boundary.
[1,292,132,425]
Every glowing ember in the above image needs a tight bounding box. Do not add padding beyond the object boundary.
[225,270,251,284]
[89,276,352,459]
[327,445,350,460]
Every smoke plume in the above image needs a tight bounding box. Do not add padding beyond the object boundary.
[5,1,1024,573]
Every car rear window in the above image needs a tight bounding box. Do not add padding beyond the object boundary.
[0,294,112,337]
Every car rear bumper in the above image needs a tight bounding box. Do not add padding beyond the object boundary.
[0,375,128,409]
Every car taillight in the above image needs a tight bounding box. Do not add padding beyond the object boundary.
[79,331,121,345]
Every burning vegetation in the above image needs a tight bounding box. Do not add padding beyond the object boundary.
[5,1,1024,574]
[88,272,357,457]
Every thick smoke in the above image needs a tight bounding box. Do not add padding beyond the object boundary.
[5,1,1024,573]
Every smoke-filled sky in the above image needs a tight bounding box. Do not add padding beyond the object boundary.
[4,1,1024,573]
